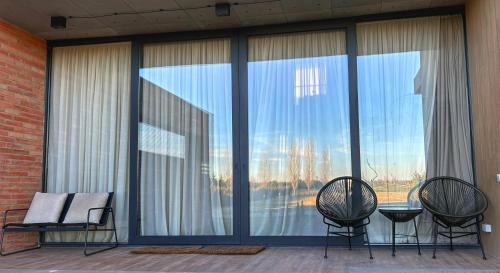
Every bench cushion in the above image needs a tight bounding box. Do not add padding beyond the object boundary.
[23,192,68,224]
[63,193,109,224]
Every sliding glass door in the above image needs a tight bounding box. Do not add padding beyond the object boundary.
[357,16,473,244]
[138,38,234,237]
[124,14,472,244]
[247,30,351,236]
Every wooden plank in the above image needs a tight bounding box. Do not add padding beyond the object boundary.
[0,247,499,272]
[466,0,500,258]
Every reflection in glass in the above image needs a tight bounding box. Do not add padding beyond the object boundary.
[139,39,232,236]
[248,31,351,236]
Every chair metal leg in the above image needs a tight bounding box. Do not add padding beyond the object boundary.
[364,225,373,259]
[347,226,352,250]
[449,227,453,251]
[432,221,438,259]
[391,220,396,257]
[413,218,421,255]
[324,225,330,259]
[476,222,487,260]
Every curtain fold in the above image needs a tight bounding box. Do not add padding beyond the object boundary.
[357,15,473,244]
[139,38,233,236]
[248,30,351,236]
[46,42,131,242]
[249,30,346,61]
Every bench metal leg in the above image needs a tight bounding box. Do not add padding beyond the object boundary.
[83,208,119,256]
[0,230,41,256]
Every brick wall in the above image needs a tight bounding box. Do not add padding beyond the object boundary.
[0,19,46,252]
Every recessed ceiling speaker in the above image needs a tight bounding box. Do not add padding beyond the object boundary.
[51,16,67,29]
[215,3,231,17]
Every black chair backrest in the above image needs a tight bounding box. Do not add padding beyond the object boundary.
[57,192,115,225]
[316,176,377,226]
[419,176,487,219]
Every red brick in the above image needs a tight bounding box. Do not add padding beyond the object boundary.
[0,19,45,252]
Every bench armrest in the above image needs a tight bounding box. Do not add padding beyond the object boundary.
[86,207,113,225]
[2,208,29,228]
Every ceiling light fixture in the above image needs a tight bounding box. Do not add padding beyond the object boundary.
[50,16,67,29]
[215,3,231,17]
[60,0,279,21]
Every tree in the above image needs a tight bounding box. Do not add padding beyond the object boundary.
[411,171,425,184]
[286,140,301,195]
[304,139,315,192]
[218,152,233,195]
[319,147,332,184]
[259,155,271,186]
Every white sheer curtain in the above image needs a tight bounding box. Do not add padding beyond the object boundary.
[46,42,131,242]
[357,15,473,244]
[248,30,351,236]
[139,38,233,236]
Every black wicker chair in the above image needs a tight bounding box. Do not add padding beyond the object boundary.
[316,176,378,259]
[418,176,488,259]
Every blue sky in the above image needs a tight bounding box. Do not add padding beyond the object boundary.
[248,55,352,182]
[139,50,426,183]
[358,51,426,181]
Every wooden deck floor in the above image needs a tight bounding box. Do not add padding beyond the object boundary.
[0,246,499,273]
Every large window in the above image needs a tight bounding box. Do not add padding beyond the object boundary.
[138,38,233,236]
[247,30,351,236]
[45,13,474,245]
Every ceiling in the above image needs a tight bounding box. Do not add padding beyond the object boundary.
[0,0,464,40]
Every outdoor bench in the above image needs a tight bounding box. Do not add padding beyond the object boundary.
[0,192,118,256]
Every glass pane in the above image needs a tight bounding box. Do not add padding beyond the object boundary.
[358,51,426,204]
[248,30,351,236]
[139,38,233,236]
[357,17,439,244]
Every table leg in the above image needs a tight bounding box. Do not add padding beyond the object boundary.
[392,220,396,257]
[413,218,421,255]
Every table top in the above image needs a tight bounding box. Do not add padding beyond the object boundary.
[378,206,423,222]
[378,206,423,214]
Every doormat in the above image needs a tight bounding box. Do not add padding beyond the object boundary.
[129,245,265,255]
[197,245,265,255]
[349,268,500,273]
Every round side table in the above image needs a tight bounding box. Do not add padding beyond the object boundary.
[378,206,423,257]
